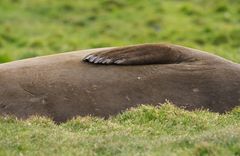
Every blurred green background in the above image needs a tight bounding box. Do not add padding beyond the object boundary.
[0,0,239,63]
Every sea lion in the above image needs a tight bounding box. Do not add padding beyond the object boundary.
[0,44,239,123]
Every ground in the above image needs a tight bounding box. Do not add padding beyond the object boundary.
[1,104,240,156]
[0,0,240,155]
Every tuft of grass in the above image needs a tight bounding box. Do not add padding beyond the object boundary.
[0,103,239,156]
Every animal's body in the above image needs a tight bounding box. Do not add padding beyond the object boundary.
[0,44,239,122]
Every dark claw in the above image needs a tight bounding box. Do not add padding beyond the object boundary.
[94,57,103,63]
[89,56,98,62]
[84,55,93,61]
[106,59,112,64]
[114,59,126,64]
[98,58,104,63]
[102,59,112,64]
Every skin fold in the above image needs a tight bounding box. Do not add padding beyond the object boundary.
[0,44,239,123]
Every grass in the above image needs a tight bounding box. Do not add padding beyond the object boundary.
[0,0,240,155]
[0,103,240,156]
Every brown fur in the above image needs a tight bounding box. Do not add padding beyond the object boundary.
[0,44,239,123]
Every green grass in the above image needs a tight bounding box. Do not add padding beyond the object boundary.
[1,1,240,155]
[0,0,239,62]
[0,103,240,156]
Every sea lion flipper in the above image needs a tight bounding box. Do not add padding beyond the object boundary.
[83,44,191,65]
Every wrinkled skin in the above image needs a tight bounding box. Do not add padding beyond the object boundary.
[0,44,239,123]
